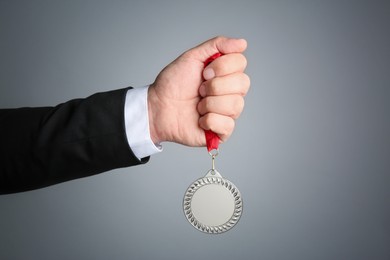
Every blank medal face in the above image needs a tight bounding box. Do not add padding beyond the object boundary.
[183,170,243,234]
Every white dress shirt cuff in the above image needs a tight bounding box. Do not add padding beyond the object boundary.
[124,86,162,159]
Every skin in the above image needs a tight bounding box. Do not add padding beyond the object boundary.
[147,36,250,147]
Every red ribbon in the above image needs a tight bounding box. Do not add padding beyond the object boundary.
[203,53,222,152]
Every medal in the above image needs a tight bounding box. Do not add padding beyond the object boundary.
[183,53,243,234]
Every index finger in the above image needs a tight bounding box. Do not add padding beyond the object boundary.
[203,53,247,80]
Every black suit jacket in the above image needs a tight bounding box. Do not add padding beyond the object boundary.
[0,88,148,194]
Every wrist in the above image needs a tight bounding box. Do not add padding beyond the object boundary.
[147,85,166,144]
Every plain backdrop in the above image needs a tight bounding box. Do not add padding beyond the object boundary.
[1,1,389,259]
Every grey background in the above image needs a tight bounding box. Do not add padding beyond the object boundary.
[1,0,389,259]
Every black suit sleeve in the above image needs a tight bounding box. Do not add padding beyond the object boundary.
[0,88,149,194]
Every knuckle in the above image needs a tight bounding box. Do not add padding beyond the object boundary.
[218,59,230,74]
[241,54,248,69]
[205,114,217,130]
[232,97,244,118]
[215,35,225,42]
[224,118,235,136]
[203,113,213,125]
[243,73,251,89]
[238,73,251,96]
[243,73,251,96]
[199,114,211,129]
[209,78,221,95]
[230,53,246,70]
[205,97,215,111]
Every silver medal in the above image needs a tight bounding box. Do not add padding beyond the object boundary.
[183,151,243,234]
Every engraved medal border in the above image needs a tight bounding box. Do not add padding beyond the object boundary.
[183,170,243,234]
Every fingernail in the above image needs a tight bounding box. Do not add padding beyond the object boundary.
[199,83,206,97]
[203,68,215,80]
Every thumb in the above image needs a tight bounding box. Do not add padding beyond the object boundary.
[185,36,247,62]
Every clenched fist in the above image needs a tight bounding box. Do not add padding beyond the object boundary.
[148,36,250,147]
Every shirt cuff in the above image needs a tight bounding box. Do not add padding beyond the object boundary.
[124,85,162,159]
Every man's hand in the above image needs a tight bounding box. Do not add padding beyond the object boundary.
[148,36,250,147]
